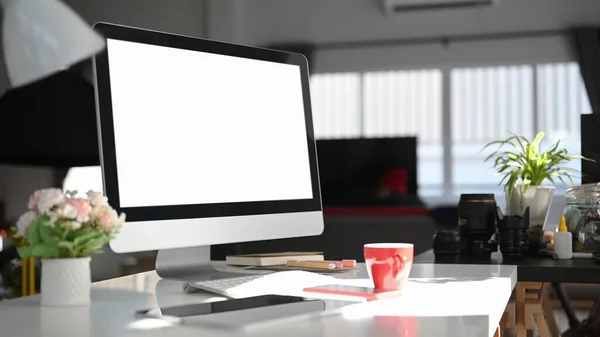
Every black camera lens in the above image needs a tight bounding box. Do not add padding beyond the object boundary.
[500,245,530,257]
[433,230,462,257]
[458,194,499,260]
[498,208,530,258]
[500,231,529,241]
[469,240,498,259]
[499,240,529,248]
[458,194,497,234]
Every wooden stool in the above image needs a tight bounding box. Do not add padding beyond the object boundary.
[499,282,560,337]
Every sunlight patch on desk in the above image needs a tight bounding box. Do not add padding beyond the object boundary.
[127,318,177,330]
[340,277,513,320]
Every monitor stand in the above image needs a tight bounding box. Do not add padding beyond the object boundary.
[155,245,269,281]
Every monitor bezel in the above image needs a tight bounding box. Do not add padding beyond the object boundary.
[93,22,322,223]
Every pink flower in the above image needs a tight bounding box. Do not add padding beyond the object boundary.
[99,210,117,230]
[36,188,65,214]
[91,205,123,231]
[16,211,37,236]
[27,190,41,210]
[87,190,108,207]
[64,198,92,223]
[56,202,78,220]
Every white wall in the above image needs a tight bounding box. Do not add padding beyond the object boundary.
[316,34,575,73]
[237,0,600,44]
[64,0,206,37]
[0,166,54,220]
[0,0,208,95]
[227,0,600,72]
[204,0,246,43]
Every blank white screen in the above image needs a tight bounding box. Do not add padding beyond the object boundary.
[106,39,313,208]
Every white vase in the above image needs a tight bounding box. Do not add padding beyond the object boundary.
[40,257,91,307]
[506,185,555,229]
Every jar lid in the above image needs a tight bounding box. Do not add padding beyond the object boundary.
[567,183,600,194]
[566,183,600,202]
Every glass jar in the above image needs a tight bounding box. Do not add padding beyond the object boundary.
[563,183,600,253]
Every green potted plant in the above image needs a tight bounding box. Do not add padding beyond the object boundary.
[483,132,590,231]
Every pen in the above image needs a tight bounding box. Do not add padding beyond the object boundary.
[305,260,343,268]
[286,260,336,269]
[305,260,357,268]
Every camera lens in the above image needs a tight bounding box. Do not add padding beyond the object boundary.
[458,194,499,259]
[501,245,530,256]
[499,239,529,248]
[498,208,530,258]
[433,230,462,257]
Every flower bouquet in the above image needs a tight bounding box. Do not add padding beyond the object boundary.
[13,188,125,306]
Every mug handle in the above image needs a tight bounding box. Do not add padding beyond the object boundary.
[392,254,405,278]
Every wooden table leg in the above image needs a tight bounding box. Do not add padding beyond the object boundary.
[499,310,508,337]
[516,282,527,337]
[534,312,551,337]
[542,283,560,337]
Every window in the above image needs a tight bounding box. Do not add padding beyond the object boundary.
[451,65,534,195]
[536,62,592,193]
[451,63,591,196]
[311,62,591,199]
[310,73,361,139]
[362,70,443,196]
[311,69,443,196]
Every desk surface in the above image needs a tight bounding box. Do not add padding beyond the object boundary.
[0,263,517,337]
[415,249,600,283]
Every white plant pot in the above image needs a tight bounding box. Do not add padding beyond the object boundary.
[40,257,91,307]
[506,185,555,229]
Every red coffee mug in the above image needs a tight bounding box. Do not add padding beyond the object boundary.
[364,243,414,290]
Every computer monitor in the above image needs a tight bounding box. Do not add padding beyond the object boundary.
[92,23,323,278]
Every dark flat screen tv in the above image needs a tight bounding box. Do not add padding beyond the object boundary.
[316,137,418,206]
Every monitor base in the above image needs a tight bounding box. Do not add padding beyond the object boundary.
[155,245,265,281]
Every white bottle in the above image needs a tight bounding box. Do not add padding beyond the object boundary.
[554,216,572,259]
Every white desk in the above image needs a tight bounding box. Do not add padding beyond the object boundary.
[0,263,517,337]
